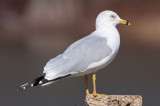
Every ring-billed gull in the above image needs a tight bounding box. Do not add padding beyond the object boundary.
[17,10,130,96]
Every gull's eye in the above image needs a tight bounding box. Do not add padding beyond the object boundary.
[110,15,115,18]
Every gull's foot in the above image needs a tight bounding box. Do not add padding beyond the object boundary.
[86,92,106,97]
[86,90,91,96]
[92,92,106,97]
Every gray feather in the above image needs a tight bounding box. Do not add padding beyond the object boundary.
[43,32,112,80]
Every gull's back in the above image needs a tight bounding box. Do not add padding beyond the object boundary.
[43,31,112,80]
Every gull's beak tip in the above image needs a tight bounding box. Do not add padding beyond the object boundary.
[126,21,131,26]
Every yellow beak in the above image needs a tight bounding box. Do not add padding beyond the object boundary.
[119,19,131,26]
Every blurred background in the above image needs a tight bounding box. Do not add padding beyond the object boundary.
[0,0,160,106]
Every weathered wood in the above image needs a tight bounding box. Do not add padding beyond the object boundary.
[86,95,142,106]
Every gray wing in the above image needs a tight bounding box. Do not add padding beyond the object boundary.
[63,32,112,72]
[43,32,112,80]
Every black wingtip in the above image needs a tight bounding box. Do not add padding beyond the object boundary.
[17,87,21,91]
[16,83,29,91]
[17,74,71,91]
[16,87,20,91]
[17,74,45,91]
[16,87,23,91]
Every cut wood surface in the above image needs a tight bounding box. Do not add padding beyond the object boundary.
[86,95,142,106]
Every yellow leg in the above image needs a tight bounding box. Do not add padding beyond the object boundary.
[92,74,106,96]
[85,75,90,95]
[92,74,97,96]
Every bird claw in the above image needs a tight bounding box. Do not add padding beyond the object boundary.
[86,92,106,97]
[92,92,106,97]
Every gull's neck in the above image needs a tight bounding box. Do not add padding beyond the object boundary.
[95,25,120,54]
[95,25,119,38]
[96,23,116,30]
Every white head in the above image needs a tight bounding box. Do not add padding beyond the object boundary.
[96,10,130,29]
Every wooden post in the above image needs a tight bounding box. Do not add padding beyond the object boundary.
[86,95,142,106]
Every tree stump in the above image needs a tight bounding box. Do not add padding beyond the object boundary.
[86,95,142,106]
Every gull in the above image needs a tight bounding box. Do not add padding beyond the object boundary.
[17,10,130,96]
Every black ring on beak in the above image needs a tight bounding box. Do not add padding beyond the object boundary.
[126,21,129,25]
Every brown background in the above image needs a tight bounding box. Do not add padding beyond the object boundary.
[0,0,160,106]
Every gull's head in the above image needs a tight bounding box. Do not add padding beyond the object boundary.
[96,10,131,29]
